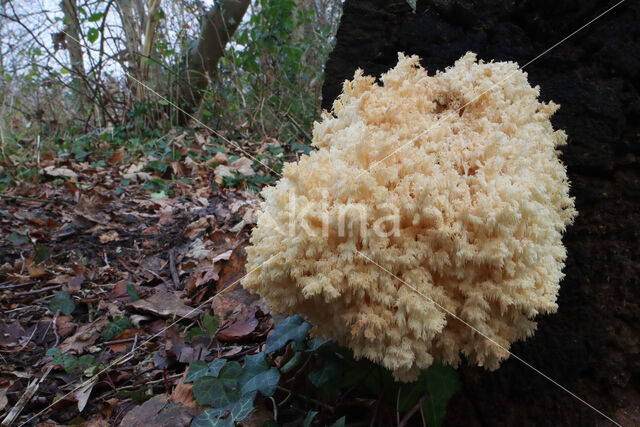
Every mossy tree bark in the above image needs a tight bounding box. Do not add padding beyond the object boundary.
[174,0,250,123]
[60,0,87,109]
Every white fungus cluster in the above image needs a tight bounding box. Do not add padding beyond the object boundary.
[242,52,577,381]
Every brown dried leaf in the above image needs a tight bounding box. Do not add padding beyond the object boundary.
[216,305,259,342]
[99,230,119,243]
[231,157,255,177]
[118,394,196,427]
[108,329,144,352]
[128,290,201,319]
[0,322,26,348]
[169,372,196,408]
[108,151,126,166]
[26,259,46,278]
[59,317,109,354]
[55,315,76,338]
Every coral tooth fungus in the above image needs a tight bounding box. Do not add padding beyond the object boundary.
[242,52,577,381]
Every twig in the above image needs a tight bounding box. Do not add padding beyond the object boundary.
[1,365,53,426]
[52,310,60,347]
[0,281,36,290]
[398,395,427,427]
[267,396,277,422]
[131,333,139,352]
[169,249,179,288]
[0,194,59,204]
[276,386,333,412]
[100,335,150,347]
[18,323,39,352]
[12,285,62,297]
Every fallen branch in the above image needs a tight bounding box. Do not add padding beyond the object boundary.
[1,366,53,426]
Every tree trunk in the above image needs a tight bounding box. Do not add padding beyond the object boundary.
[174,0,250,122]
[136,0,161,100]
[60,0,86,107]
[115,0,141,76]
[322,1,639,425]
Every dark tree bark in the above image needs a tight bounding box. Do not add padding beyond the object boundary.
[322,1,640,426]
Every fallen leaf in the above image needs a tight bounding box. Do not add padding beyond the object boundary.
[0,322,27,349]
[231,157,255,176]
[59,317,109,354]
[216,245,247,291]
[0,388,8,412]
[118,394,196,427]
[214,164,234,179]
[169,372,196,408]
[141,255,167,272]
[118,394,166,427]
[108,329,144,352]
[99,230,119,243]
[211,250,233,264]
[185,218,208,240]
[128,290,201,319]
[63,275,84,291]
[216,305,259,342]
[194,264,221,288]
[108,151,126,165]
[209,152,229,165]
[183,239,210,261]
[26,259,46,278]
[55,316,77,338]
[47,274,75,285]
[43,166,77,179]
[75,378,96,412]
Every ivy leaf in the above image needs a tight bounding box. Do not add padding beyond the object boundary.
[239,352,280,397]
[329,416,346,427]
[193,361,242,407]
[422,363,461,427]
[126,284,140,301]
[185,359,227,383]
[7,232,29,246]
[34,243,50,264]
[305,338,328,352]
[62,354,79,374]
[265,314,312,353]
[281,351,302,374]
[398,370,430,413]
[228,394,255,421]
[87,12,104,22]
[203,314,219,338]
[48,291,75,315]
[87,28,99,43]
[191,411,234,427]
[303,410,318,427]
[46,347,62,364]
[191,393,255,425]
[308,355,344,388]
[101,317,131,341]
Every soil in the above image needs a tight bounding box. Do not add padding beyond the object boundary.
[322,1,640,425]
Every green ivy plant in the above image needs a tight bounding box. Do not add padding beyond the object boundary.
[46,347,102,377]
[189,315,460,426]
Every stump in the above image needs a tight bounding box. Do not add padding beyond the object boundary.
[321,1,640,425]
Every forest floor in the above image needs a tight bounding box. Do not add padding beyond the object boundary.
[0,128,300,426]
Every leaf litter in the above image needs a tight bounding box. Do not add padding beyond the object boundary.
[0,129,281,425]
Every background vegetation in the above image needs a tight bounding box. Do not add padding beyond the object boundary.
[0,0,341,188]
